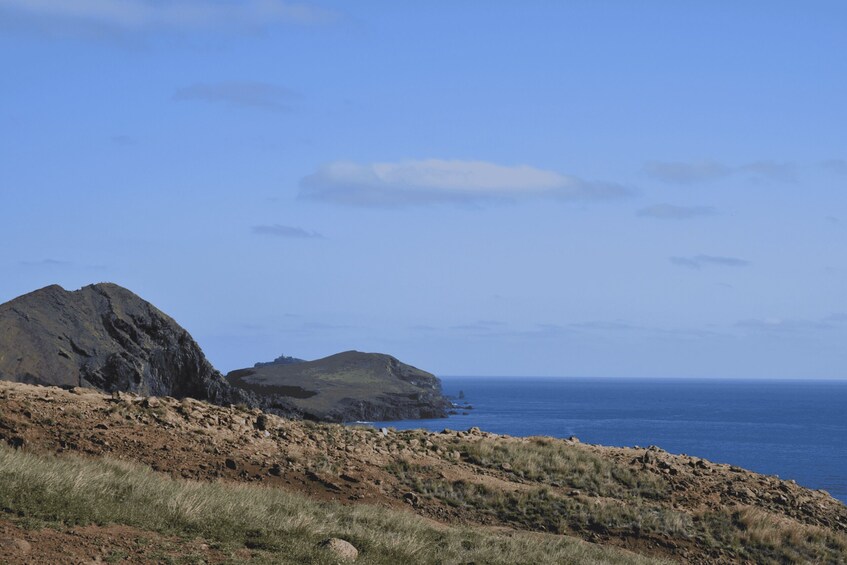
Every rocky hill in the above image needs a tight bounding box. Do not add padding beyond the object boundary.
[227,350,451,422]
[0,284,449,423]
[0,379,844,564]
[0,283,253,406]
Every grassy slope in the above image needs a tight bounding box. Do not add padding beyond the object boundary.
[1,381,845,564]
[388,436,847,564]
[0,446,661,565]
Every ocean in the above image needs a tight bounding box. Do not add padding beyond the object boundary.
[377,377,847,505]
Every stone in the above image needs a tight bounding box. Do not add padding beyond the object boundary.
[0,538,32,554]
[225,458,237,470]
[320,538,358,561]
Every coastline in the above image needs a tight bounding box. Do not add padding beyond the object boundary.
[378,376,847,505]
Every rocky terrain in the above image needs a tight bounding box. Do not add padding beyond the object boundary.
[0,284,450,423]
[0,380,844,564]
[227,351,452,422]
[1,284,845,563]
[0,284,250,406]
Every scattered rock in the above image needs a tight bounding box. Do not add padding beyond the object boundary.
[5,436,25,449]
[225,458,237,470]
[0,537,32,554]
[320,538,358,561]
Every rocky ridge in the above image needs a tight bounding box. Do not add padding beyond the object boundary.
[0,380,844,564]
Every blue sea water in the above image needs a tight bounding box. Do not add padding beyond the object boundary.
[377,377,847,505]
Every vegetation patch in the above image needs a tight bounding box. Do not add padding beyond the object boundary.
[460,437,669,499]
[0,446,661,564]
[387,459,689,537]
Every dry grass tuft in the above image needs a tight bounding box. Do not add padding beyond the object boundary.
[0,446,662,564]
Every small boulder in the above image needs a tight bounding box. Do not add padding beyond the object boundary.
[320,538,358,561]
[225,458,237,470]
[0,538,32,554]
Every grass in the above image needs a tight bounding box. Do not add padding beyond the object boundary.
[387,436,847,565]
[0,446,663,564]
[387,460,690,538]
[699,507,847,564]
[459,437,669,499]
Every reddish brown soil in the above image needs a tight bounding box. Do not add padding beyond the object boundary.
[0,519,242,564]
[1,381,845,564]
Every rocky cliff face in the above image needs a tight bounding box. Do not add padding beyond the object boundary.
[0,283,252,406]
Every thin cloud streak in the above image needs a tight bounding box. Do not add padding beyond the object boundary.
[644,160,794,184]
[821,159,847,175]
[637,204,716,219]
[734,313,847,333]
[174,81,296,111]
[0,0,337,31]
[299,159,632,207]
[251,224,323,238]
[18,258,72,267]
[670,255,751,269]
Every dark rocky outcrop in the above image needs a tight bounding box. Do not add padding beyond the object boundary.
[0,283,448,422]
[0,283,259,408]
[254,354,305,368]
[227,350,452,423]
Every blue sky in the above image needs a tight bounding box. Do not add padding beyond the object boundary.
[2,1,846,378]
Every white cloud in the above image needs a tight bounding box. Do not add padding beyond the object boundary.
[0,0,336,31]
[299,159,631,207]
